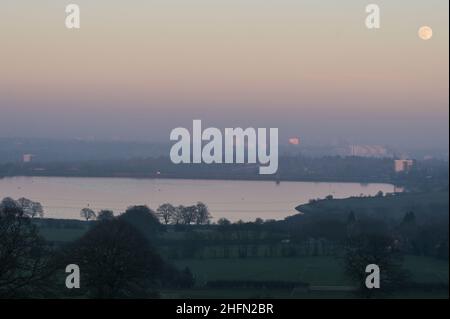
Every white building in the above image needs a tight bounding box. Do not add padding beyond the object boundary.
[22,154,34,163]
[394,159,414,173]
[349,144,390,158]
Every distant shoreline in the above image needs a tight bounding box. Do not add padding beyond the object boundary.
[2,155,447,193]
[0,174,395,186]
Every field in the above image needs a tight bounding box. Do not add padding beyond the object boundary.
[175,256,449,285]
[174,256,350,286]
[169,256,449,299]
[39,227,87,242]
[404,255,449,284]
[34,193,449,300]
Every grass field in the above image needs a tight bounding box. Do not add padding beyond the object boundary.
[161,288,355,299]
[161,288,448,299]
[38,227,87,242]
[171,256,448,299]
[175,256,449,286]
[404,255,449,284]
[35,216,448,299]
[175,256,351,286]
[37,225,448,287]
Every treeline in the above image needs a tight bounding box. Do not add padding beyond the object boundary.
[394,159,449,192]
[0,155,402,183]
[147,203,448,264]
[77,202,213,225]
[1,156,448,192]
[159,210,448,297]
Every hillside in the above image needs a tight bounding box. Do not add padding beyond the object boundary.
[291,191,449,224]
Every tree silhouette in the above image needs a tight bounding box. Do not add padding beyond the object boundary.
[156,203,176,224]
[217,218,231,226]
[173,205,185,225]
[180,205,197,225]
[120,205,161,240]
[80,208,96,221]
[0,198,56,298]
[67,219,164,298]
[344,234,409,298]
[17,198,44,218]
[195,202,211,225]
[97,210,114,221]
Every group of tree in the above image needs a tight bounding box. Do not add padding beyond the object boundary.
[0,197,44,218]
[67,205,194,297]
[156,202,211,225]
[0,198,55,297]
[79,202,211,226]
[79,208,114,221]
[66,218,164,298]
[0,197,194,298]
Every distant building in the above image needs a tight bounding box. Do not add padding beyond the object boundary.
[394,159,414,173]
[289,137,301,146]
[394,186,405,193]
[349,145,390,158]
[22,154,34,163]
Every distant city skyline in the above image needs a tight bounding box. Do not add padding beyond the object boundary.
[0,0,448,149]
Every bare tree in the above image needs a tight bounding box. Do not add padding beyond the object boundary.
[0,198,56,298]
[80,208,96,221]
[172,205,185,225]
[17,198,44,218]
[195,202,211,225]
[156,203,176,225]
[67,219,164,298]
[180,205,197,225]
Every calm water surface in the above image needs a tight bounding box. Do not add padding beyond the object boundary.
[0,177,394,221]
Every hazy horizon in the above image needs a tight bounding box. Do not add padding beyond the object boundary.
[1,0,448,149]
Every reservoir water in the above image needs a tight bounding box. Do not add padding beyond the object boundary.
[0,176,394,221]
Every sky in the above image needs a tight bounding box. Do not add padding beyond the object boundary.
[0,0,448,149]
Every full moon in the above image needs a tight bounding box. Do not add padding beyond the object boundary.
[418,26,433,40]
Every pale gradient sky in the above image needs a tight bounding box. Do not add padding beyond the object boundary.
[0,0,448,148]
